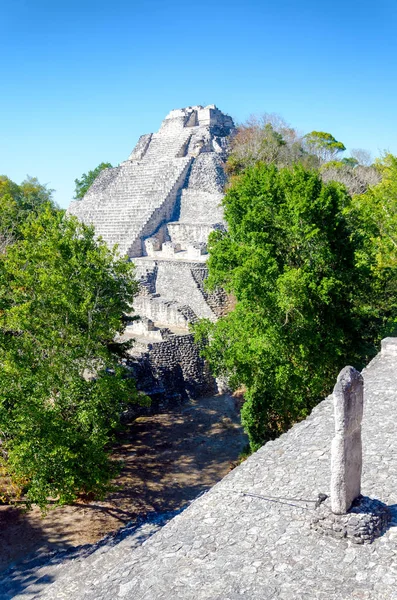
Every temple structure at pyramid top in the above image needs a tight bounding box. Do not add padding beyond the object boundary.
[68,105,235,259]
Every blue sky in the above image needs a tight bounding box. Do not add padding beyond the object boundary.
[1,0,397,207]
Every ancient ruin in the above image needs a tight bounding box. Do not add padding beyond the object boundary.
[311,365,391,544]
[4,338,397,599]
[68,106,236,400]
[331,366,364,514]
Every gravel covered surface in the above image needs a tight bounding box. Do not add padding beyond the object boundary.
[4,348,397,599]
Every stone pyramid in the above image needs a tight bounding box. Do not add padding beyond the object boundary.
[68,105,235,259]
[68,105,235,399]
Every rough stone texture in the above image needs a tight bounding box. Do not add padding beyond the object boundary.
[3,341,397,599]
[331,366,364,514]
[132,296,195,329]
[381,336,397,357]
[0,511,178,600]
[166,222,222,248]
[68,105,234,259]
[311,495,391,544]
[68,157,192,258]
[130,254,231,398]
[127,332,216,401]
[68,105,235,401]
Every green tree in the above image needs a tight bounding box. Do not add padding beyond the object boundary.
[74,162,113,199]
[0,175,58,253]
[350,154,397,269]
[194,164,369,451]
[0,207,147,509]
[346,154,397,337]
[18,176,55,211]
[226,114,320,177]
[342,157,359,167]
[303,131,346,164]
[320,160,380,195]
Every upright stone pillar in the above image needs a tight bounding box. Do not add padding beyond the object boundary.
[330,366,364,514]
[312,362,390,542]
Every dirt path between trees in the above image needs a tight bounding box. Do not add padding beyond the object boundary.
[0,393,247,573]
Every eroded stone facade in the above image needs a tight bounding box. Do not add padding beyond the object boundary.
[331,366,364,514]
[68,106,235,398]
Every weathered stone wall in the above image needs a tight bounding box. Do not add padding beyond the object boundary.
[127,133,152,160]
[154,260,217,321]
[133,296,193,328]
[129,159,193,256]
[128,333,216,402]
[68,157,192,258]
[190,266,231,318]
[135,258,221,323]
[68,105,235,402]
[147,333,215,398]
[166,222,218,248]
[184,153,227,196]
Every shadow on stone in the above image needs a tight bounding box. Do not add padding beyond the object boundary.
[0,508,184,600]
[311,495,395,544]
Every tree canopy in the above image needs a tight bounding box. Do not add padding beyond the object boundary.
[342,154,397,339]
[0,207,146,509]
[194,163,380,451]
[226,114,315,176]
[350,154,397,269]
[74,162,113,199]
[0,175,57,251]
[227,114,379,195]
[303,131,346,163]
[320,161,381,195]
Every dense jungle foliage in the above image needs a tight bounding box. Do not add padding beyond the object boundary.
[1,113,396,506]
[0,177,146,509]
[195,115,397,451]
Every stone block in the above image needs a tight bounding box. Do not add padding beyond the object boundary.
[381,337,397,357]
[311,495,391,544]
[330,366,364,514]
[144,237,162,256]
[161,241,181,257]
[125,317,155,336]
[186,243,207,259]
[128,134,152,160]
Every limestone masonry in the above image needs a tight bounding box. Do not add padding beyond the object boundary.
[311,366,391,545]
[331,366,364,515]
[68,106,236,400]
[3,339,397,599]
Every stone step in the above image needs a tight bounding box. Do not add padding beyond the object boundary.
[69,156,192,257]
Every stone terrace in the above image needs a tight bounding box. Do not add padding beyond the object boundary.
[4,338,397,599]
[68,105,234,261]
[67,106,235,398]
